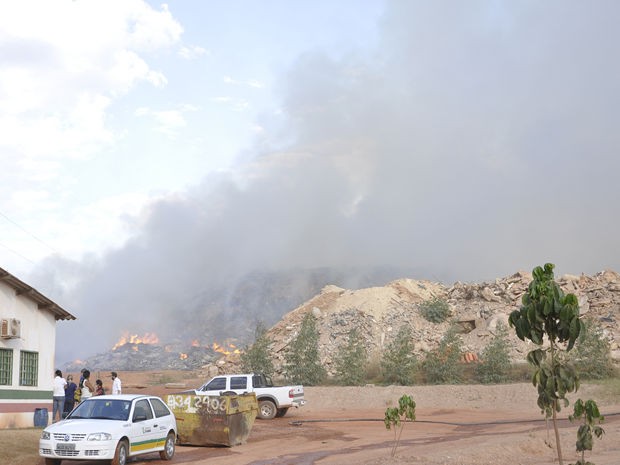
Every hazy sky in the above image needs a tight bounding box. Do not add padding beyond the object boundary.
[1,1,619,363]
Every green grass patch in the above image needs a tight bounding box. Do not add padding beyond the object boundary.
[587,376,620,403]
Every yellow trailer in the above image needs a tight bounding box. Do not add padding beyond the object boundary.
[167,392,258,446]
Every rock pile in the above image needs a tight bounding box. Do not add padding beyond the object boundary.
[263,270,620,377]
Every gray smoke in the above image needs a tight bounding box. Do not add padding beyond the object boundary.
[32,2,620,364]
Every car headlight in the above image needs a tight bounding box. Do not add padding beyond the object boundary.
[87,432,112,441]
[41,431,50,440]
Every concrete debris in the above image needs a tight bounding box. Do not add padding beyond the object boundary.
[264,269,620,376]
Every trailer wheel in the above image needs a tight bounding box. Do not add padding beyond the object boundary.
[258,400,277,419]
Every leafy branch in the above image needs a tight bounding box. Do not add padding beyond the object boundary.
[569,398,605,465]
[384,394,416,457]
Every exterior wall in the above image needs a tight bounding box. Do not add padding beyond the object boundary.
[0,280,56,428]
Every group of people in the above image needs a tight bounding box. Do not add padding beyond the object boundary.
[52,369,122,422]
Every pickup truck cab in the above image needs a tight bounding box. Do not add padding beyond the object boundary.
[194,373,305,419]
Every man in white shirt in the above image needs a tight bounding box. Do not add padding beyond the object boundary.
[52,370,67,422]
[111,372,122,395]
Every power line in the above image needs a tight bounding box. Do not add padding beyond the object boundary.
[0,209,59,254]
[0,241,36,265]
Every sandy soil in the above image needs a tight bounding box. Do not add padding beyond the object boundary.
[36,371,620,465]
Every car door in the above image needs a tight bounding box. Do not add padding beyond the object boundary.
[149,397,175,449]
[229,375,249,394]
[196,376,228,395]
[129,399,158,455]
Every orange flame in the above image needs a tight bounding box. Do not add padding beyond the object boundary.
[191,340,200,347]
[212,341,242,355]
[112,332,159,350]
[179,353,188,360]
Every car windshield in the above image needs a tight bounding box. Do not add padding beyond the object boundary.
[67,399,131,421]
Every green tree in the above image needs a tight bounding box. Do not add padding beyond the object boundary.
[569,320,614,380]
[334,328,368,386]
[509,263,584,465]
[284,312,326,385]
[475,321,512,384]
[381,325,416,385]
[423,323,463,384]
[240,322,275,377]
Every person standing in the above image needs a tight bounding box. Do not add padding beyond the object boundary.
[63,375,77,415]
[94,379,105,396]
[79,367,86,385]
[80,369,94,401]
[52,370,67,423]
[111,372,122,395]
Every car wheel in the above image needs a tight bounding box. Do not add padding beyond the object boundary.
[111,439,128,465]
[45,459,62,465]
[159,432,176,461]
[275,407,289,418]
[258,400,277,420]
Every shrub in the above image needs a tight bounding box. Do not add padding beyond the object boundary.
[569,399,605,465]
[419,297,451,323]
[569,320,614,380]
[283,312,326,386]
[381,325,417,385]
[475,321,512,384]
[422,323,463,384]
[384,394,416,457]
[240,322,275,377]
[334,328,368,386]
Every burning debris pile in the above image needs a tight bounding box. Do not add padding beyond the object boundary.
[64,269,620,375]
[64,332,241,372]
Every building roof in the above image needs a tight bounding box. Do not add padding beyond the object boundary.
[0,267,76,321]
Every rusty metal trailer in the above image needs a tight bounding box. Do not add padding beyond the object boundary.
[167,392,258,446]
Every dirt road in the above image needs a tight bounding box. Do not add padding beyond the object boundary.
[40,382,620,465]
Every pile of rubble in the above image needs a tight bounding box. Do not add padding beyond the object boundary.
[263,269,620,377]
[64,342,219,372]
[69,269,620,377]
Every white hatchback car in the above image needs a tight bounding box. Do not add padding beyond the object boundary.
[39,394,177,465]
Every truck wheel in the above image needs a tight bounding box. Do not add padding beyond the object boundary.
[258,400,277,419]
[275,408,289,418]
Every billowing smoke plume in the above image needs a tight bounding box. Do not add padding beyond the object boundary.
[34,2,620,364]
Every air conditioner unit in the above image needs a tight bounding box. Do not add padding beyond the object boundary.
[1,318,21,338]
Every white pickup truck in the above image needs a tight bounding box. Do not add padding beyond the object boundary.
[193,373,306,419]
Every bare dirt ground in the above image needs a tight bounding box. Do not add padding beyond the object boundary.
[27,371,620,465]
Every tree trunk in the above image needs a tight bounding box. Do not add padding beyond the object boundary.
[552,396,563,465]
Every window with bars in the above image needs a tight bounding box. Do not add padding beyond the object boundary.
[0,348,13,385]
[19,351,38,386]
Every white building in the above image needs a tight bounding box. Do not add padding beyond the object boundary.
[0,266,75,428]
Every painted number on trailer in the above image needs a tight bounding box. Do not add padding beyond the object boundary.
[167,395,229,413]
